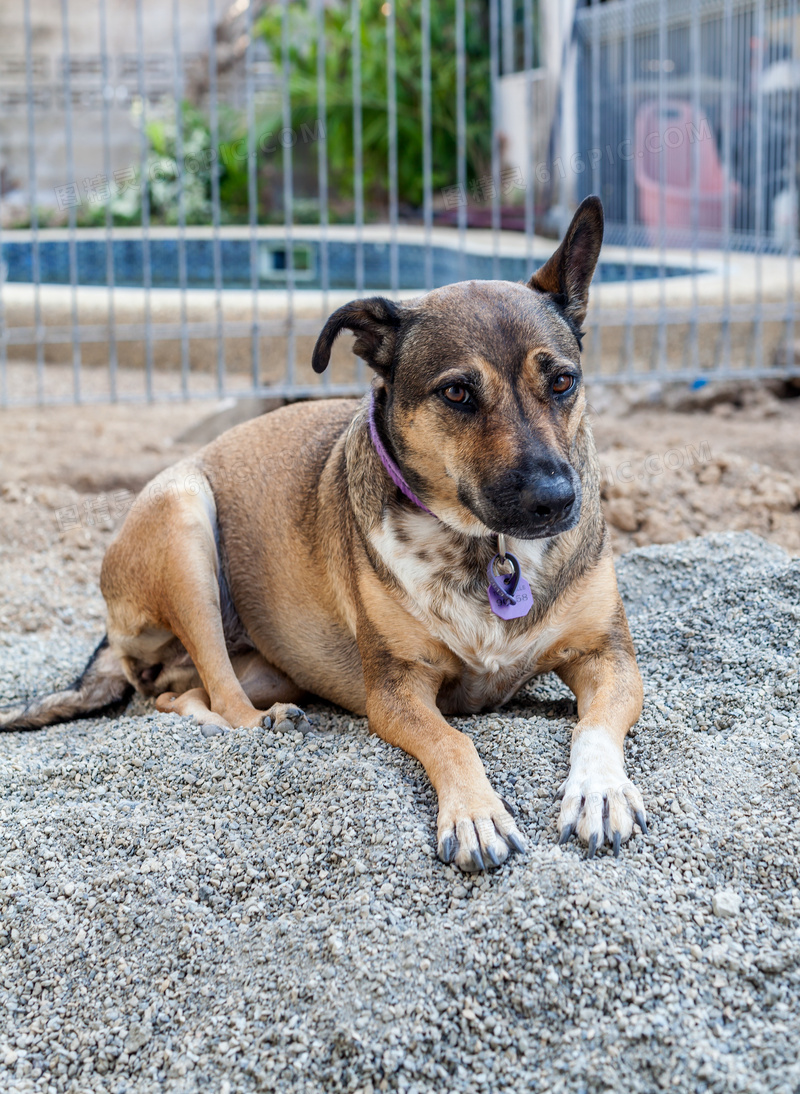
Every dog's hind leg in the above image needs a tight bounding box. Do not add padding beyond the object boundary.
[156,651,308,732]
[156,688,231,729]
[102,466,277,731]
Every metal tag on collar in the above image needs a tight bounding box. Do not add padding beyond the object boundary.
[487,535,533,620]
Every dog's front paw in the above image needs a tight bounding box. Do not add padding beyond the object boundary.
[557,728,646,857]
[262,703,311,734]
[437,787,526,872]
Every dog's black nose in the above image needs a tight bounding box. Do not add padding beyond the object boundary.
[519,473,576,524]
[478,461,579,538]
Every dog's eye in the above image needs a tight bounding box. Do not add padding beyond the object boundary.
[442,384,471,405]
[552,374,576,395]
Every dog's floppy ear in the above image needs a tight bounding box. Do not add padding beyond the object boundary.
[527,195,604,331]
[312,296,402,376]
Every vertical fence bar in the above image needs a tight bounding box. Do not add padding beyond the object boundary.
[687,0,701,375]
[654,0,667,374]
[785,0,798,370]
[351,0,364,298]
[719,0,733,373]
[624,0,635,376]
[739,1,749,257]
[172,0,190,398]
[558,1,570,241]
[773,4,782,242]
[315,0,331,395]
[733,0,744,359]
[350,0,363,384]
[60,0,82,403]
[135,0,154,401]
[317,0,330,315]
[246,0,259,392]
[98,0,118,402]
[489,0,500,279]
[386,0,399,297]
[282,0,296,389]
[772,1,782,272]
[772,2,786,274]
[207,0,226,396]
[523,0,535,269]
[753,0,765,373]
[421,0,434,290]
[317,0,331,321]
[455,0,467,279]
[23,0,45,404]
[768,4,780,269]
[590,0,601,378]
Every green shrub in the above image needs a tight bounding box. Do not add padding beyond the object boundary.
[76,103,250,227]
[76,0,494,226]
[256,0,492,213]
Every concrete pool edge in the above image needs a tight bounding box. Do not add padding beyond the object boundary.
[1,228,797,392]
[1,243,795,324]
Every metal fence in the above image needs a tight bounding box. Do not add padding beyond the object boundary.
[0,0,798,408]
[575,0,799,384]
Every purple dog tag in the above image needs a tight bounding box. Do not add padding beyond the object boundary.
[487,553,533,620]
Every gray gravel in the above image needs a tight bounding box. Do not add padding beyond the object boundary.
[1,530,799,1094]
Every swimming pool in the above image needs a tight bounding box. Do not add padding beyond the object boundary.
[0,236,697,291]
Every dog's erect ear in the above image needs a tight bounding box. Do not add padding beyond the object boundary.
[527,195,604,331]
[312,296,402,376]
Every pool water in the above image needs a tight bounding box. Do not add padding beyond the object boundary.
[1,237,696,290]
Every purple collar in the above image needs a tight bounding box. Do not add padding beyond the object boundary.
[368,393,437,518]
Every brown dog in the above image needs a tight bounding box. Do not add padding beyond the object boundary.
[1,196,646,871]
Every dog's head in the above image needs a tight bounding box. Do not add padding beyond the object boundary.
[312,196,603,540]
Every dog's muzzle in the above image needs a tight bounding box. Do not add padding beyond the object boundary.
[467,461,582,540]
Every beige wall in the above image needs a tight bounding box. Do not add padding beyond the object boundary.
[0,0,245,214]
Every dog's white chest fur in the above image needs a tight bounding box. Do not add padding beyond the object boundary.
[370,511,554,709]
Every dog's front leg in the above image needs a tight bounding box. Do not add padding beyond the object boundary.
[364,664,526,872]
[556,645,646,856]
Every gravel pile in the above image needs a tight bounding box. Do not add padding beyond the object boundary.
[1,530,799,1094]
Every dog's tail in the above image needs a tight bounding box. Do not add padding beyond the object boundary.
[0,636,132,732]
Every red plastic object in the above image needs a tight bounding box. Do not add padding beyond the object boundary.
[635,99,739,239]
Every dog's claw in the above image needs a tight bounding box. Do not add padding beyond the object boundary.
[439,835,457,863]
[634,809,648,836]
[612,830,621,858]
[500,795,517,818]
[506,830,526,855]
[467,847,486,873]
[587,833,599,859]
[558,823,575,847]
[439,792,525,872]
